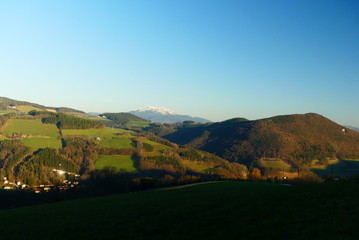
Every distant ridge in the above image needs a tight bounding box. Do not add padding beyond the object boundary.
[0,97,84,113]
[346,126,359,132]
[129,106,210,124]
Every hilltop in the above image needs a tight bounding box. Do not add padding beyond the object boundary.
[146,113,359,175]
[0,96,84,114]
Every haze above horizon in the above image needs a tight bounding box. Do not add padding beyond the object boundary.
[1,0,358,126]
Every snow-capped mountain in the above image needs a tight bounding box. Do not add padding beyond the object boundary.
[129,107,210,124]
[137,106,176,115]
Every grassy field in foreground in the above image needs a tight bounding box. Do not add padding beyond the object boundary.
[0,181,358,239]
[95,155,136,172]
[3,119,60,137]
[23,137,62,149]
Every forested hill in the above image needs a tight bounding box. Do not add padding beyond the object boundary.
[101,113,150,125]
[0,97,46,110]
[151,113,359,167]
[0,96,84,113]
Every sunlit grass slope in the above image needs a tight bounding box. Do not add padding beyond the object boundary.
[62,127,128,138]
[99,138,135,148]
[258,158,291,170]
[16,105,43,113]
[0,181,359,239]
[23,137,62,149]
[95,155,136,172]
[3,119,59,137]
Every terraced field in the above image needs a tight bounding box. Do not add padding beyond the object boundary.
[95,155,136,172]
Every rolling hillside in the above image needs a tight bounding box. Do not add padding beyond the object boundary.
[152,113,359,173]
[0,109,248,187]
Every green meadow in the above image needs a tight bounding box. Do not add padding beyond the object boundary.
[128,121,150,128]
[0,110,17,115]
[62,127,128,138]
[258,158,291,170]
[3,119,60,137]
[16,105,43,113]
[143,140,171,156]
[99,138,135,148]
[23,137,62,150]
[0,181,359,239]
[95,155,136,172]
[180,159,213,172]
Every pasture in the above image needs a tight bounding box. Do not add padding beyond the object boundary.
[180,159,212,173]
[258,158,291,170]
[99,138,135,148]
[128,121,150,128]
[0,181,359,239]
[3,119,60,137]
[143,140,171,157]
[95,155,136,172]
[62,127,128,138]
[16,105,43,113]
[0,110,17,115]
[23,137,62,150]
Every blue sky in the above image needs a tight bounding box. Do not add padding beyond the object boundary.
[1,0,358,126]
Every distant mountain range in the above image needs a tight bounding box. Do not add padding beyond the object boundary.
[129,106,210,124]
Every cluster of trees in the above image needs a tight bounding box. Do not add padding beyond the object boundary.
[0,115,8,128]
[61,136,98,174]
[42,113,103,129]
[101,113,149,126]
[28,111,104,130]
[138,132,178,148]
[97,147,136,155]
[0,140,31,181]
[18,148,77,185]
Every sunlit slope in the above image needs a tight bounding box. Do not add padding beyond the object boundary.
[2,119,61,149]
[163,113,359,168]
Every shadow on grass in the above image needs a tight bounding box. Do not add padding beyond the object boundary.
[312,159,359,178]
